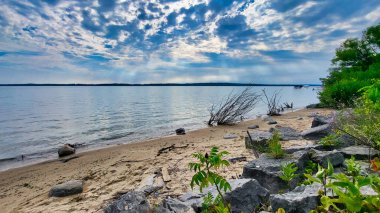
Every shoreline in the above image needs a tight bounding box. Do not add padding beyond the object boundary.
[0,107,334,213]
[0,107,303,173]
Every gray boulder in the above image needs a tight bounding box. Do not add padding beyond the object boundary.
[310,149,344,168]
[245,130,273,151]
[270,183,324,213]
[175,128,186,135]
[104,191,149,213]
[153,198,195,213]
[58,144,75,157]
[339,145,378,160]
[284,144,323,154]
[49,180,83,197]
[269,126,301,140]
[301,124,332,140]
[264,116,278,125]
[311,115,331,128]
[242,151,310,193]
[179,179,269,213]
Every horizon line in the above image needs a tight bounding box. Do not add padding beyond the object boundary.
[0,82,322,86]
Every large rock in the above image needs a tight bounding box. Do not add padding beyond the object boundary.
[58,144,75,157]
[339,145,378,160]
[311,115,331,128]
[301,124,332,140]
[137,174,164,196]
[284,144,323,154]
[245,130,273,151]
[179,179,269,213]
[104,191,149,213]
[242,151,310,193]
[270,183,324,213]
[49,180,83,197]
[310,149,344,168]
[153,198,195,213]
[269,126,301,141]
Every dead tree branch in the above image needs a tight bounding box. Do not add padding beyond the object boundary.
[261,89,282,116]
[208,87,260,126]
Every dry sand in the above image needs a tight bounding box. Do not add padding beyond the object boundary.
[0,108,334,213]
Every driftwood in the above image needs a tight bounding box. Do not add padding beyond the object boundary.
[228,156,247,163]
[247,131,260,159]
[161,166,171,182]
[157,144,189,156]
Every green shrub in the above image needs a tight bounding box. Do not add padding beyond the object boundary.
[319,134,341,147]
[189,147,231,213]
[268,131,285,158]
[279,162,298,185]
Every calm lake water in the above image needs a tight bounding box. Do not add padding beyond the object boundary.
[0,86,320,170]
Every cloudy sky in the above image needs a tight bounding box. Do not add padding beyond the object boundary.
[0,0,379,84]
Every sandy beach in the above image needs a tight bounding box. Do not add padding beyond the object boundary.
[0,108,334,213]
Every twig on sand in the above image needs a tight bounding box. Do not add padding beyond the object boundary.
[157,144,189,156]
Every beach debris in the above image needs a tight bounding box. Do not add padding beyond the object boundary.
[175,128,186,135]
[269,126,301,141]
[223,133,238,139]
[161,166,171,182]
[309,149,344,168]
[104,191,149,213]
[270,183,327,213]
[242,151,310,193]
[264,116,278,125]
[58,144,75,157]
[248,124,259,129]
[157,144,189,156]
[179,179,269,213]
[228,156,247,163]
[301,124,332,140]
[49,180,83,197]
[153,198,196,213]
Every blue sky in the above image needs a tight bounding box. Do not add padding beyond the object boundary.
[0,0,379,84]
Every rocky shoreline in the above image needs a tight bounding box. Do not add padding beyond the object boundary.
[0,108,348,212]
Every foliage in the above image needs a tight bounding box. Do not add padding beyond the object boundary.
[334,82,380,151]
[189,147,231,212]
[319,23,380,108]
[208,87,260,126]
[201,192,230,213]
[304,160,334,195]
[262,89,282,116]
[309,158,380,212]
[275,208,286,213]
[268,131,285,159]
[302,161,318,185]
[371,157,380,172]
[279,162,298,183]
[319,134,341,147]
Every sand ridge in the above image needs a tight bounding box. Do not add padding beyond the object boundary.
[0,108,334,213]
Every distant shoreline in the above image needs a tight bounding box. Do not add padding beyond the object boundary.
[0,83,322,86]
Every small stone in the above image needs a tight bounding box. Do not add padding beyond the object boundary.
[175,128,186,135]
[49,180,83,197]
[224,134,238,139]
[248,125,259,129]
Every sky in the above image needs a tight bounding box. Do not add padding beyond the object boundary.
[0,0,380,84]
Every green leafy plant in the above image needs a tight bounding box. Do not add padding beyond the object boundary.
[319,134,341,148]
[268,131,285,159]
[311,158,380,212]
[279,162,298,185]
[189,147,232,213]
[304,160,334,195]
